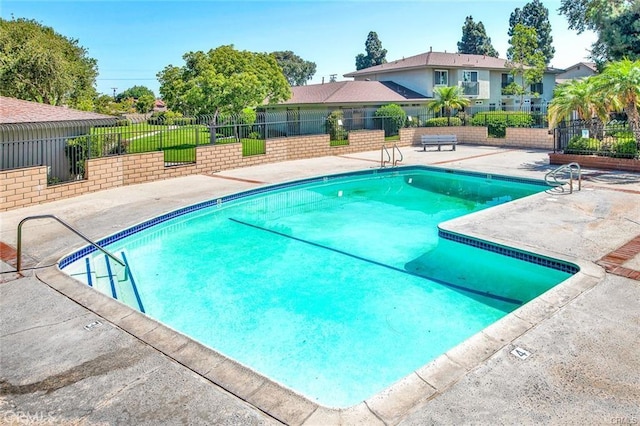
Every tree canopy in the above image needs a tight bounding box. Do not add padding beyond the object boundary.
[457,16,499,57]
[508,0,554,65]
[157,45,291,117]
[548,59,640,147]
[355,31,387,70]
[116,85,155,102]
[116,85,156,113]
[559,0,638,64]
[271,51,316,86]
[0,17,98,107]
[506,24,546,107]
[547,77,607,127]
[593,59,640,146]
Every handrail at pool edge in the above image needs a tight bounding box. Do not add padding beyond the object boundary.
[16,214,125,272]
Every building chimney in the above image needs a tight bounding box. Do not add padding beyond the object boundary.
[430,46,432,52]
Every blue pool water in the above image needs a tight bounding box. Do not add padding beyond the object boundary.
[61,167,576,407]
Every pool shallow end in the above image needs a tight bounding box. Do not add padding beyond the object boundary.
[38,254,604,425]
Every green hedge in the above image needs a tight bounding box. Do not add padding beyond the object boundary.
[471,112,533,138]
[374,104,406,137]
[424,117,463,127]
[565,136,601,154]
[565,135,638,158]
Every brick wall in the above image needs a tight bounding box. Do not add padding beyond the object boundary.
[401,126,552,149]
[1,127,551,211]
[549,153,640,172]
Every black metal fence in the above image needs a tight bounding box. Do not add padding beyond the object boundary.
[553,119,638,159]
[1,105,553,185]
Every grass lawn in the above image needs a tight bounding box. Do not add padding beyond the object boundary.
[91,124,266,162]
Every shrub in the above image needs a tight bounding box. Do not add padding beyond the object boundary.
[239,108,257,125]
[456,111,471,125]
[374,104,407,136]
[147,111,188,126]
[611,139,638,158]
[114,117,131,127]
[65,134,128,177]
[425,117,463,127]
[471,111,533,138]
[405,116,419,127]
[326,110,348,141]
[564,135,600,154]
[613,130,635,142]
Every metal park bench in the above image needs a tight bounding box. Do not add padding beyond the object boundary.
[421,134,457,151]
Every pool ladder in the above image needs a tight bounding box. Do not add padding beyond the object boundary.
[545,162,581,194]
[381,144,403,168]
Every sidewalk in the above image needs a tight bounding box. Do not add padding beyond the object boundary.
[1,145,639,425]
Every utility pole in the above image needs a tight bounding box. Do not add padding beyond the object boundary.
[111,87,117,100]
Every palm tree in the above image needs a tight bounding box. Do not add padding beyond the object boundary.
[428,86,470,126]
[591,59,640,148]
[547,77,608,128]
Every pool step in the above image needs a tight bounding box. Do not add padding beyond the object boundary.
[84,253,145,313]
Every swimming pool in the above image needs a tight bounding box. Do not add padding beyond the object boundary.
[60,166,577,407]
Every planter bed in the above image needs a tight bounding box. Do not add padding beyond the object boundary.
[549,153,640,173]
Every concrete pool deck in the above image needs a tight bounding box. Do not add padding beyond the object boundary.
[1,145,639,425]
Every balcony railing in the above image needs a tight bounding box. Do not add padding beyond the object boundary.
[460,81,479,96]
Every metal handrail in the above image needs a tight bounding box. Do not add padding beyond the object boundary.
[393,143,403,167]
[545,162,581,193]
[16,214,125,272]
[380,144,391,168]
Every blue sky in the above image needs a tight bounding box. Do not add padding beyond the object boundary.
[2,0,597,97]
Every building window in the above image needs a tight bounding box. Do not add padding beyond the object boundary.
[530,82,543,95]
[461,70,478,95]
[501,73,514,88]
[462,70,478,82]
[434,70,448,86]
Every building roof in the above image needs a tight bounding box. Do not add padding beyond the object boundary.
[0,96,115,124]
[555,62,598,84]
[563,62,597,73]
[277,81,429,105]
[344,51,564,77]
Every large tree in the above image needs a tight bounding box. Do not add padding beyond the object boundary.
[355,31,387,70]
[116,85,155,102]
[598,3,640,62]
[457,16,499,57]
[558,0,637,64]
[547,77,607,128]
[506,24,546,108]
[157,45,290,118]
[116,85,156,113]
[508,0,554,65]
[271,51,316,86]
[592,59,640,147]
[0,17,98,107]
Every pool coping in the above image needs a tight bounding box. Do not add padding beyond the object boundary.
[36,169,607,425]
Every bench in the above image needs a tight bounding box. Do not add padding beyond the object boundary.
[421,134,457,151]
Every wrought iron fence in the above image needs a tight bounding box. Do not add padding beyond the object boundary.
[1,105,553,185]
[553,119,638,159]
